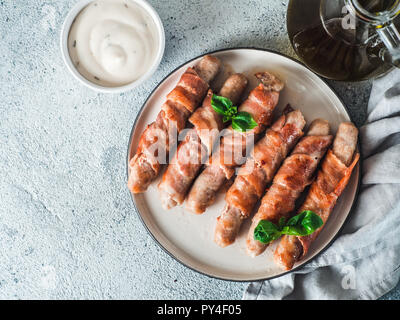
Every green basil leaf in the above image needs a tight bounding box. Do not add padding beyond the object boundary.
[301,210,324,234]
[226,106,238,117]
[234,112,258,127]
[278,217,286,230]
[254,220,282,244]
[232,112,258,132]
[231,118,248,132]
[283,211,323,236]
[281,225,306,236]
[211,94,233,116]
[286,211,308,226]
[222,115,231,123]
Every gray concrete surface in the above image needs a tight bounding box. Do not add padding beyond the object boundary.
[0,0,398,299]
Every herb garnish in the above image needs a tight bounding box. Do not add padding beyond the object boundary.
[211,94,257,132]
[254,210,324,244]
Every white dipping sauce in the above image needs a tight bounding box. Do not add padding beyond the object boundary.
[68,0,159,87]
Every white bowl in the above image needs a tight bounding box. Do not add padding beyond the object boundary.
[60,0,165,93]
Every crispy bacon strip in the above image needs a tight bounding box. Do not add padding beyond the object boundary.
[246,119,333,257]
[214,108,306,247]
[274,122,359,270]
[158,74,248,209]
[185,72,284,214]
[127,55,222,194]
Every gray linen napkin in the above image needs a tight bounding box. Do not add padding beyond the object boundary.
[243,69,400,300]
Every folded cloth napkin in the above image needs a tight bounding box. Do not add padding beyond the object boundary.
[243,69,400,300]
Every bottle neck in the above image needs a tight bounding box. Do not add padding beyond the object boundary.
[346,0,400,26]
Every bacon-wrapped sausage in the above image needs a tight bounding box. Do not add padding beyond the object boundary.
[214,108,306,247]
[158,74,248,209]
[128,55,222,194]
[274,122,359,270]
[186,72,285,214]
[246,119,333,257]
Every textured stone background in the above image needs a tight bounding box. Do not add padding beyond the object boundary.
[0,0,398,299]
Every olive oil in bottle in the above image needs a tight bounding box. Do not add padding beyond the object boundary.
[287,0,398,81]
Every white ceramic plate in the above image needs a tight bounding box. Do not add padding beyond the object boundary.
[127,48,360,281]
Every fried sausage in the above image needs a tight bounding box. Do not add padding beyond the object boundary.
[246,119,333,257]
[274,122,359,270]
[127,55,222,194]
[214,109,306,247]
[186,72,284,214]
[158,74,248,209]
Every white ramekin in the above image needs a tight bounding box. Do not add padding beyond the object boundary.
[60,0,165,93]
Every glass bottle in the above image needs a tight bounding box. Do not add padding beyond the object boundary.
[287,0,400,81]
